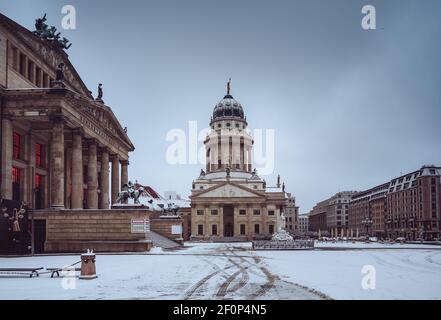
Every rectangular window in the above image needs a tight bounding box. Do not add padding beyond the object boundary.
[240,224,246,235]
[43,73,49,87]
[35,173,44,209]
[13,132,21,159]
[239,209,246,215]
[196,209,204,216]
[254,224,260,234]
[35,67,42,87]
[253,209,261,216]
[211,209,218,215]
[35,143,43,167]
[211,224,218,236]
[19,53,26,76]
[268,210,275,216]
[27,60,34,82]
[12,167,20,183]
[12,167,21,201]
[35,173,42,188]
[11,46,18,70]
[197,224,204,236]
[268,224,274,234]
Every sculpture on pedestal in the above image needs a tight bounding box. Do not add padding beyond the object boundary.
[116,181,144,204]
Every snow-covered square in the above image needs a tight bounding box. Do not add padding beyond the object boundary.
[1,242,440,300]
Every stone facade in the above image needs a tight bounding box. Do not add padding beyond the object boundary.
[349,165,441,240]
[33,209,152,253]
[308,191,356,236]
[284,193,299,234]
[298,214,309,233]
[190,88,288,240]
[348,183,388,237]
[150,217,184,243]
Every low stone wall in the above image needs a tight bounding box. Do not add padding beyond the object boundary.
[32,209,153,253]
[150,217,184,243]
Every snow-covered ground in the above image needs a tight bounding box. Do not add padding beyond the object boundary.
[1,242,440,300]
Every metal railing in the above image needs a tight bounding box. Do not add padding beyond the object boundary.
[252,240,315,250]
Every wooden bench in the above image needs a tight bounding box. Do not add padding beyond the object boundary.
[46,268,81,278]
[0,267,43,278]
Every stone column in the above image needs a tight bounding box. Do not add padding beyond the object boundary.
[100,148,110,209]
[27,132,36,208]
[120,159,129,188]
[87,140,98,209]
[71,132,83,209]
[240,137,245,171]
[1,117,13,199]
[65,147,72,208]
[111,154,119,204]
[50,121,65,208]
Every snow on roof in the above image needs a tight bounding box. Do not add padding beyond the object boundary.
[134,183,191,212]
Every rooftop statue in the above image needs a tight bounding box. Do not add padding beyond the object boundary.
[226,78,231,95]
[34,14,72,50]
[96,83,104,103]
[55,63,65,81]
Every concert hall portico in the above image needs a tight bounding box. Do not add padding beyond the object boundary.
[1,88,133,210]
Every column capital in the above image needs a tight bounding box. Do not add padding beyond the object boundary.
[120,159,129,166]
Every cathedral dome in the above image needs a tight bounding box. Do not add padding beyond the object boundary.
[212,94,245,121]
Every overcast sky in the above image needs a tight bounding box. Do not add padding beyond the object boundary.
[2,0,440,213]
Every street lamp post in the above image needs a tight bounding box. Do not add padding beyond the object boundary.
[361,216,373,238]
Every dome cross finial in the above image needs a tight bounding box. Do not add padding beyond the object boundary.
[227,78,231,95]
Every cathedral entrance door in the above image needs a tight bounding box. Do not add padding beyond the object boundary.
[223,205,234,237]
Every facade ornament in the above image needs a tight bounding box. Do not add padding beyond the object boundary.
[226,78,231,95]
[277,174,281,188]
[282,182,285,192]
[200,169,206,177]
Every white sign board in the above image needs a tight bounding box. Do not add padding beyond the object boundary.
[131,219,150,233]
[171,225,182,235]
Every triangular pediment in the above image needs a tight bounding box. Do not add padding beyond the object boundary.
[195,182,265,199]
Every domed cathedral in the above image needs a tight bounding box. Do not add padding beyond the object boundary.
[190,80,288,241]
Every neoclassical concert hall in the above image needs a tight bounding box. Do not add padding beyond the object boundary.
[0,12,134,211]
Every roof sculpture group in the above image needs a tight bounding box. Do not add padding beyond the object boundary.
[34,14,72,50]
